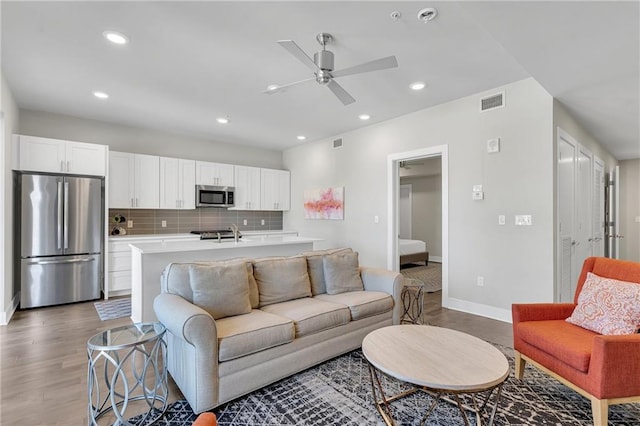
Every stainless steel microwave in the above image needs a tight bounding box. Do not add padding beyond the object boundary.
[195,185,235,208]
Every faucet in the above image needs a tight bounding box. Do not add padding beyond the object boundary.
[229,224,239,243]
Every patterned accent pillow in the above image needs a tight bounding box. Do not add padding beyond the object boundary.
[566,272,640,335]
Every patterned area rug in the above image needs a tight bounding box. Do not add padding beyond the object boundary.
[401,262,442,293]
[94,298,131,321]
[130,346,640,425]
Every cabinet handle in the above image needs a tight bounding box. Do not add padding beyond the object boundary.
[66,160,70,171]
[130,198,134,207]
[60,161,64,172]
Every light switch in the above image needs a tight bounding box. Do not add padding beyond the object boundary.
[127,220,133,228]
[161,220,167,228]
[487,138,500,153]
[515,215,532,226]
[374,215,380,224]
[498,215,506,225]
[473,184,483,192]
[261,219,265,226]
[472,191,484,200]
[635,216,640,223]
[243,219,248,226]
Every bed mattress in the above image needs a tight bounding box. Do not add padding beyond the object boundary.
[399,239,426,255]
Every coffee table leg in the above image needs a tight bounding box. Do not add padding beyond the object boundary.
[367,362,396,426]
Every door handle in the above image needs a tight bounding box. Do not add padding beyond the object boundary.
[64,181,69,249]
[571,240,580,246]
[27,257,95,265]
[57,181,63,250]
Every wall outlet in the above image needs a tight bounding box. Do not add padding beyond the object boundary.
[477,276,485,287]
[261,219,265,226]
[127,220,133,228]
[635,216,640,223]
[487,138,500,153]
[243,219,248,226]
[515,215,532,226]
[498,215,506,225]
[472,191,484,200]
[374,215,380,224]
[161,220,167,228]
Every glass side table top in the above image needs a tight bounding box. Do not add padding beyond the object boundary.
[88,322,166,350]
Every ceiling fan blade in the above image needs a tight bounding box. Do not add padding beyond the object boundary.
[263,77,316,94]
[331,56,398,78]
[277,40,319,72]
[327,80,355,105]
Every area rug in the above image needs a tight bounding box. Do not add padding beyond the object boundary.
[129,346,640,425]
[401,262,442,293]
[93,298,131,321]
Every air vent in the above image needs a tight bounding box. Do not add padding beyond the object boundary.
[333,138,343,148]
[480,92,505,112]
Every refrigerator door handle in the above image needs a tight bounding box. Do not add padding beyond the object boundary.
[64,181,69,249]
[27,257,96,265]
[57,181,63,250]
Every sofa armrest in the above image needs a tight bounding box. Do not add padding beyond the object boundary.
[360,266,404,325]
[590,334,640,398]
[512,303,576,324]
[154,293,218,348]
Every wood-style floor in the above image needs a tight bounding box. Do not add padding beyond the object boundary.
[0,291,512,425]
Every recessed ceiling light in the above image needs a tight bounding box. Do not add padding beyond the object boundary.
[93,91,109,99]
[216,117,229,124]
[297,135,306,141]
[103,31,129,45]
[358,114,371,121]
[267,84,279,92]
[410,81,426,91]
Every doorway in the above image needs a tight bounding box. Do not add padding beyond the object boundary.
[387,145,448,299]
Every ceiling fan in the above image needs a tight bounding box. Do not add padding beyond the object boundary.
[264,32,398,105]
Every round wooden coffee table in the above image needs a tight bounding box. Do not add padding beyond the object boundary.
[362,325,509,426]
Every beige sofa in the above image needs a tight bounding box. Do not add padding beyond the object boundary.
[153,248,404,413]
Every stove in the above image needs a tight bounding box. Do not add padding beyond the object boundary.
[190,229,242,241]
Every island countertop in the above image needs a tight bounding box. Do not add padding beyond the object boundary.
[129,235,320,254]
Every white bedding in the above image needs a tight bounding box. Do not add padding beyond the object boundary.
[399,239,426,255]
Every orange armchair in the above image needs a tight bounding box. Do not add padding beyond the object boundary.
[512,257,640,426]
[192,412,217,426]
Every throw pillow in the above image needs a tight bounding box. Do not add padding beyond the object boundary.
[566,272,640,335]
[253,256,311,307]
[189,262,252,320]
[323,251,364,295]
[304,248,353,295]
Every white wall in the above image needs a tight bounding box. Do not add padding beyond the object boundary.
[400,175,442,258]
[18,110,283,169]
[619,159,640,261]
[284,78,555,321]
[1,72,19,325]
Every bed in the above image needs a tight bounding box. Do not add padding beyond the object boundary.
[399,239,429,266]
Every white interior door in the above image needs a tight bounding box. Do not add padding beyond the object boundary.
[399,184,412,239]
[592,157,605,256]
[557,131,576,302]
[574,145,593,295]
[612,166,621,258]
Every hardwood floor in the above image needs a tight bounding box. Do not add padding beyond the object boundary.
[0,292,512,425]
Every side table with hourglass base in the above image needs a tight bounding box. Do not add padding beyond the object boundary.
[87,323,168,425]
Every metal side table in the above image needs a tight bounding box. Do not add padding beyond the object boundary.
[401,278,426,325]
[87,323,168,425]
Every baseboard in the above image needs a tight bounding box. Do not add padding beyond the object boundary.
[0,293,20,326]
[430,256,442,263]
[443,297,512,323]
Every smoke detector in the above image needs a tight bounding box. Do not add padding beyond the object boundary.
[417,7,438,23]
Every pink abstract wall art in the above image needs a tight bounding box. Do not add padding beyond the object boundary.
[303,187,344,220]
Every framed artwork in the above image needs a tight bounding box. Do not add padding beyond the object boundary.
[304,187,344,220]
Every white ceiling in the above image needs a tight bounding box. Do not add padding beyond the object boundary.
[2,1,638,159]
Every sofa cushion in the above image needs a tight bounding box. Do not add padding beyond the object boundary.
[253,256,311,307]
[304,248,353,295]
[189,263,252,320]
[315,291,393,321]
[216,309,295,362]
[566,272,640,335]
[517,320,597,373]
[162,259,259,308]
[323,251,364,295]
[260,298,351,337]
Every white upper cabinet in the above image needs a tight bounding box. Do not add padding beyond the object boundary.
[230,166,261,210]
[195,161,234,187]
[261,169,290,211]
[16,135,107,176]
[109,151,159,209]
[159,157,195,209]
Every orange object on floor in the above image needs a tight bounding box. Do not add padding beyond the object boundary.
[192,412,217,426]
[512,257,640,426]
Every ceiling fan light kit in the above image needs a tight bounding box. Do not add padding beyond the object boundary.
[264,32,398,106]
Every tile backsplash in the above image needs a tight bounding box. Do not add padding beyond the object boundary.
[108,209,283,236]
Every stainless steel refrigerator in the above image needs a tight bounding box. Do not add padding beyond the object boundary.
[17,173,103,308]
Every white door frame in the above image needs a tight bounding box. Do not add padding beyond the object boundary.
[387,145,448,295]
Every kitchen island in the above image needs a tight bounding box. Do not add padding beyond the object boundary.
[129,236,320,322]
